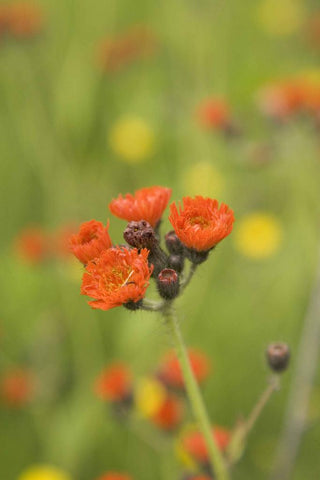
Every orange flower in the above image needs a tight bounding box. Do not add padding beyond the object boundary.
[158,349,210,390]
[96,473,132,480]
[7,2,43,38]
[97,25,156,73]
[181,426,231,463]
[257,81,305,119]
[0,5,9,36]
[94,363,132,402]
[109,186,172,228]
[0,368,34,407]
[169,197,234,252]
[81,247,152,310]
[197,98,231,130]
[151,394,183,431]
[15,227,49,264]
[69,220,112,264]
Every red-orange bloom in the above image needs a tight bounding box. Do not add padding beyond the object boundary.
[182,426,231,463]
[96,473,132,480]
[69,220,112,264]
[109,186,172,228]
[151,394,183,430]
[97,25,157,73]
[94,363,132,402]
[158,349,210,389]
[197,98,231,130]
[14,227,49,264]
[7,2,43,38]
[169,196,234,252]
[257,81,305,119]
[0,368,34,407]
[81,247,152,310]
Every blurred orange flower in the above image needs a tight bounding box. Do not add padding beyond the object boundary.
[7,2,43,38]
[15,227,49,264]
[69,220,112,265]
[196,98,232,131]
[169,196,234,252]
[0,368,34,407]
[81,247,152,310]
[181,426,231,464]
[109,186,172,228]
[157,349,210,390]
[96,474,132,480]
[151,393,184,431]
[94,363,132,402]
[97,25,157,73]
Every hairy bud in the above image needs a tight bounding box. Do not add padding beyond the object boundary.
[266,342,290,373]
[165,230,184,255]
[157,268,180,300]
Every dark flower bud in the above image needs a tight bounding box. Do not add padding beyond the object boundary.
[266,342,290,373]
[157,268,180,300]
[124,220,157,249]
[168,254,185,274]
[165,230,184,255]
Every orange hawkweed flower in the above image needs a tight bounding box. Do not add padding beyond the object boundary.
[197,97,231,130]
[158,349,210,390]
[7,2,43,38]
[151,393,184,431]
[0,5,9,36]
[69,220,112,265]
[15,227,49,264]
[94,363,132,402]
[96,473,132,480]
[169,196,234,252]
[97,25,156,73]
[0,368,34,407]
[181,426,231,464]
[257,81,305,119]
[81,247,152,310]
[109,186,172,228]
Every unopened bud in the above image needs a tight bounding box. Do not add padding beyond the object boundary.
[266,342,290,373]
[165,230,184,255]
[185,248,210,265]
[124,220,157,249]
[168,254,185,274]
[157,268,180,300]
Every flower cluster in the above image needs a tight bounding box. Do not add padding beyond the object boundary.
[70,186,234,311]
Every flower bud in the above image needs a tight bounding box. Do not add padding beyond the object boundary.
[185,248,210,265]
[157,268,180,300]
[168,254,185,274]
[123,220,157,249]
[266,342,290,373]
[165,230,184,255]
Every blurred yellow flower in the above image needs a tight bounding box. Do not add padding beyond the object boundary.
[182,162,225,198]
[134,377,166,418]
[18,465,72,480]
[257,0,306,36]
[234,213,283,259]
[174,423,198,471]
[109,116,155,163]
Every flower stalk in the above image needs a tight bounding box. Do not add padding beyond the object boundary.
[164,305,230,480]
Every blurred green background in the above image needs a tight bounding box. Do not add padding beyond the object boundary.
[1,0,320,479]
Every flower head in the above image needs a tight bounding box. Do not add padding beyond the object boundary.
[17,465,72,480]
[14,227,49,264]
[197,98,231,130]
[69,220,112,264]
[157,349,210,390]
[151,393,184,431]
[94,363,132,402]
[95,474,132,480]
[110,186,172,228]
[169,196,234,252]
[0,368,34,407]
[81,247,152,310]
[181,426,231,464]
[7,2,43,38]
[233,212,283,259]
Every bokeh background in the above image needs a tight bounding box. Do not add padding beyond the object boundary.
[1,0,320,479]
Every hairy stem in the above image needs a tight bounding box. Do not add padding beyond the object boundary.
[164,306,230,480]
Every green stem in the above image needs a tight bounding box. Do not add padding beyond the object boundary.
[164,306,230,480]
